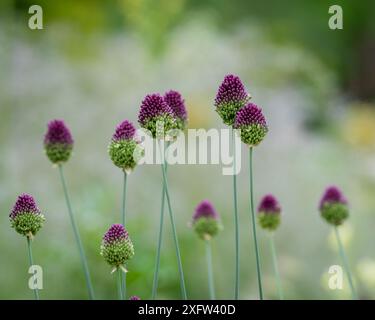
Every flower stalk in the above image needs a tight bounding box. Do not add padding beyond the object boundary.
[121,171,128,299]
[269,234,283,300]
[58,164,95,300]
[232,129,240,300]
[152,161,167,299]
[205,239,215,300]
[27,236,39,300]
[334,226,357,299]
[249,147,264,300]
[158,139,187,300]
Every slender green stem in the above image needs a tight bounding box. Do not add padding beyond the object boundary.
[269,234,283,300]
[27,237,39,300]
[152,160,168,300]
[58,164,95,300]
[121,171,128,226]
[158,139,187,300]
[205,239,215,300]
[232,129,240,300]
[121,171,128,299]
[334,227,357,299]
[117,269,124,300]
[249,147,263,300]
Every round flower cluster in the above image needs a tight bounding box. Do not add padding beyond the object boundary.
[44,119,74,164]
[234,103,268,147]
[192,200,221,240]
[164,90,188,131]
[257,194,281,231]
[100,224,134,269]
[138,93,178,139]
[108,120,141,173]
[214,74,250,126]
[319,186,349,226]
[10,194,45,238]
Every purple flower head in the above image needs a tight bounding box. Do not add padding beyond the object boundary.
[234,103,267,128]
[319,186,348,210]
[258,194,281,215]
[129,296,141,300]
[193,200,219,221]
[103,224,129,245]
[9,193,45,237]
[44,119,73,146]
[138,93,174,126]
[10,193,41,220]
[112,120,136,141]
[164,90,188,122]
[215,74,248,107]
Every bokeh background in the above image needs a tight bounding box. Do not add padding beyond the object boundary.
[1,0,375,300]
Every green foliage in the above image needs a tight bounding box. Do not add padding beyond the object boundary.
[45,143,72,164]
[321,202,349,226]
[11,212,45,237]
[258,213,280,231]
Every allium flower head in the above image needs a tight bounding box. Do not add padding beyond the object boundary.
[164,90,188,130]
[214,74,250,126]
[138,93,177,139]
[319,186,349,226]
[192,200,221,240]
[44,119,74,164]
[108,120,142,173]
[234,103,268,146]
[129,296,141,300]
[257,194,281,231]
[100,224,134,269]
[10,193,45,237]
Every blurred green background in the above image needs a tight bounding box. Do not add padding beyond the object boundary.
[1,0,375,299]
